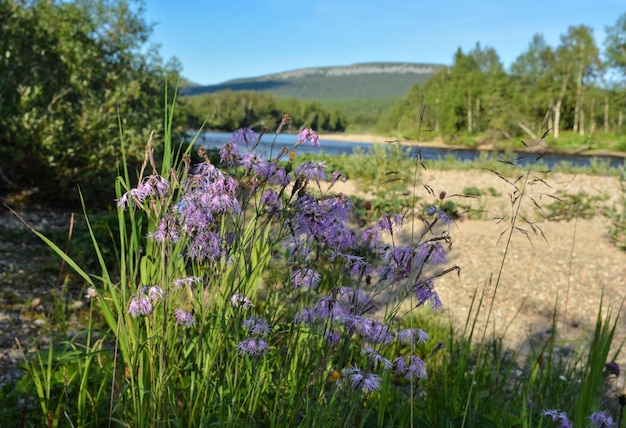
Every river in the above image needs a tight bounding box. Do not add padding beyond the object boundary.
[197,131,626,170]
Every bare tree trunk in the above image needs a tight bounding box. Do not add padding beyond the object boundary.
[573,63,584,133]
[619,111,624,130]
[554,99,562,140]
[579,109,585,135]
[604,94,610,133]
[475,96,480,131]
[553,78,568,140]
[587,98,596,135]
[467,87,473,133]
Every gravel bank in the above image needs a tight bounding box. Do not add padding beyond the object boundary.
[335,168,626,364]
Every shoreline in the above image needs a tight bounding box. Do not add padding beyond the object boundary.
[318,132,626,158]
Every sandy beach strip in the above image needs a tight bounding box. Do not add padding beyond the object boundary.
[318,132,626,157]
[318,132,450,148]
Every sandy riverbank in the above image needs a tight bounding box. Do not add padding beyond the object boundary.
[319,132,626,158]
[318,132,451,148]
[330,169,626,365]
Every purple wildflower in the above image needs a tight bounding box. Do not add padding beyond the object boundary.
[427,205,453,226]
[397,328,430,345]
[413,242,431,265]
[148,212,180,243]
[291,194,356,253]
[243,317,271,337]
[351,317,393,344]
[394,355,427,380]
[542,409,573,428]
[187,231,223,261]
[291,268,321,289]
[361,227,381,249]
[337,286,372,309]
[347,365,380,392]
[117,175,169,210]
[406,355,427,379]
[128,294,153,317]
[293,307,317,325]
[173,276,203,290]
[315,296,346,320]
[207,176,240,214]
[394,356,406,374]
[364,347,392,369]
[293,161,327,181]
[324,329,341,345]
[231,128,257,147]
[174,308,196,327]
[237,337,268,357]
[239,152,266,171]
[117,193,129,210]
[378,245,414,281]
[414,280,443,311]
[261,189,283,214]
[296,127,320,147]
[255,162,290,186]
[148,285,164,301]
[427,241,447,264]
[376,212,404,234]
[189,162,222,180]
[150,175,169,197]
[344,255,373,279]
[589,412,615,428]
[219,141,241,166]
[231,293,254,310]
[176,163,240,261]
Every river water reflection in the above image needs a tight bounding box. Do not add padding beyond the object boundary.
[197,132,625,170]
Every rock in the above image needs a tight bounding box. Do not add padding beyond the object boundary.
[68,300,84,311]
[32,319,46,328]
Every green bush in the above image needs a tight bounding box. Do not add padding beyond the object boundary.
[603,170,626,250]
[543,190,608,222]
[0,0,183,209]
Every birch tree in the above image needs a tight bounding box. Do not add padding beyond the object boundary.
[557,25,601,135]
[511,34,555,137]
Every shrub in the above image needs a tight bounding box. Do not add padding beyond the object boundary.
[604,169,626,250]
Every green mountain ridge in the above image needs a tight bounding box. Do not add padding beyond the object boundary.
[181,62,443,101]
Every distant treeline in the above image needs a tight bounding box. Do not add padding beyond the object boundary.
[185,91,347,132]
[378,24,626,147]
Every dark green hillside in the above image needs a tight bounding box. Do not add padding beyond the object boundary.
[321,97,399,130]
[181,62,442,101]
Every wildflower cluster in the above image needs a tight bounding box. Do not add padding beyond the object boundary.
[238,316,271,357]
[542,409,615,428]
[115,124,457,411]
[128,285,164,317]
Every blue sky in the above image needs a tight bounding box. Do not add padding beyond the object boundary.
[144,0,626,85]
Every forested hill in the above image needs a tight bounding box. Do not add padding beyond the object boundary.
[181,63,442,101]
